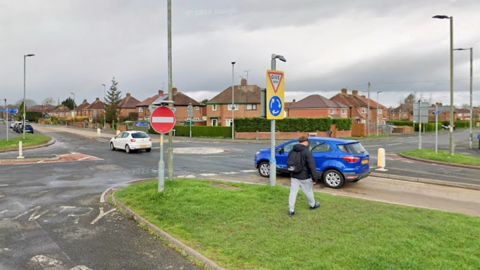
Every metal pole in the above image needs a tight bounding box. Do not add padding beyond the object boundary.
[158,133,165,192]
[5,99,8,141]
[376,91,381,136]
[102,84,106,129]
[367,82,370,136]
[449,17,454,155]
[71,92,75,124]
[469,47,473,149]
[269,56,276,187]
[418,100,422,150]
[167,0,174,181]
[231,62,235,140]
[435,104,438,153]
[23,55,26,140]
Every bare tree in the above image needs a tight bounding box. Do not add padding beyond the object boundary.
[16,99,37,109]
[43,97,55,106]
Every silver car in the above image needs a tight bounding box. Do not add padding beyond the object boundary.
[109,131,152,153]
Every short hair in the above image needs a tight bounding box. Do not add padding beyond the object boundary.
[298,136,309,143]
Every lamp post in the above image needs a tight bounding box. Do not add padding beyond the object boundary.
[102,83,106,129]
[453,47,473,148]
[4,98,7,141]
[433,14,454,155]
[23,54,35,140]
[269,54,286,187]
[376,91,382,136]
[71,92,75,124]
[231,61,236,140]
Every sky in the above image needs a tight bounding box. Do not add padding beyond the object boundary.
[1,0,480,109]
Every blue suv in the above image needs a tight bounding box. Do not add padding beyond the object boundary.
[254,137,370,188]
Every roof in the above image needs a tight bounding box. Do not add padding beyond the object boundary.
[84,98,105,110]
[286,94,348,109]
[137,89,202,107]
[51,105,71,113]
[118,93,140,109]
[76,99,90,110]
[207,84,261,104]
[27,105,56,112]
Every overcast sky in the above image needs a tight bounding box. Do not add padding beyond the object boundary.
[2,0,480,109]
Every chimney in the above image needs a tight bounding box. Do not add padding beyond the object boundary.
[158,90,164,95]
[241,78,247,86]
[341,88,347,94]
[126,93,131,97]
[292,99,296,103]
[361,95,365,98]
[96,98,100,102]
[352,90,358,96]
[173,87,178,95]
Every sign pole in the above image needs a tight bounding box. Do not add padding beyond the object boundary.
[418,100,422,150]
[435,104,438,154]
[6,107,8,141]
[158,133,165,192]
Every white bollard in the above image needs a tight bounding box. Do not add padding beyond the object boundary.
[97,128,101,137]
[116,130,120,135]
[17,141,24,159]
[375,148,388,171]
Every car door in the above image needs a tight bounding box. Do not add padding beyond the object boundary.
[114,132,127,149]
[310,140,333,174]
[275,141,297,170]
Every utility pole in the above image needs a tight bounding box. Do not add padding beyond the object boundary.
[167,0,174,181]
[367,82,370,136]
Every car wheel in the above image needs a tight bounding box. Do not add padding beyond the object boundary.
[125,145,131,154]
[322,169,345,189]
[145,148,151,152]
[110,142,115,151]
[257,161,270,177]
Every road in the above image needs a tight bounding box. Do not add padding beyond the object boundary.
[1,124,480,269]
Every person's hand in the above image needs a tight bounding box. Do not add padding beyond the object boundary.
[313,181,317,185]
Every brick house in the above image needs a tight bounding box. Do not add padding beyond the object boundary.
[118,93,140,121]
[49,105,72,118]
[75,99,90,117]
[391,103,413,121]
[28,105,55,116]
[137,88,205,125]
[83,98,105,123]
[286,94,348,118]
[205,78,261,126]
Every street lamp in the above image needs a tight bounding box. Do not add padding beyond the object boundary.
[269,53,287,187]
[433,14,455,155]
[453,47,473,148]
[102,83,106,129]
[71,92,75,124]
[376,91,382,136]
[23,54,35,140]
[231,61,235,140]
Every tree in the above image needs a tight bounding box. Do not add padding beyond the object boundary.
[105,77,122,123]
[61,97,76,110]
[201,99,209,104]
[16,99,36,109]
[43,97,55,106]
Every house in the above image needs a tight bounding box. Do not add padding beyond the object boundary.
[83,98,105,123]
[137,88,205,125]
[27,105,55,116]
[206,78,261,126]
[391,103,413,121]
[286,94,348,118]
[118,93,140,121]
[75,99,90,117]
[49,105,72,118]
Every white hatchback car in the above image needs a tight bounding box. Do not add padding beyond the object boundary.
[109,131,152,153]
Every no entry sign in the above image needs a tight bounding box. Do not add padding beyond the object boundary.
[150,106,176,134]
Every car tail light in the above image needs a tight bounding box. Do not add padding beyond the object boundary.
[149,138,152,141]
[342,156,360,163]
[130,139,136,142]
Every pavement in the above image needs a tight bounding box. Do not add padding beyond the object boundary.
[2,124,480,270]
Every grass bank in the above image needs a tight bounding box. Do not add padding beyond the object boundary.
[0,133,51,151]
[114,179,480,270]
[399,148,480,166]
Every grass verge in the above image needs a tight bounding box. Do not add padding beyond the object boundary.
[0,133,51,151]
[399,148,480,166]
[114,179,480,270]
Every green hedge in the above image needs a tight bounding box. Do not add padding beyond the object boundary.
[235,117,350,132]
[149,125,232,138]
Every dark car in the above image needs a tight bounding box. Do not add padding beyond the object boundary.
[22,124,34,134]
[254,137,370,189]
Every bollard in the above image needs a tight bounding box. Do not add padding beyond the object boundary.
[97,128,101,137]
[375,148,387,171]
[116,130,120,135]
[17,141,24,159]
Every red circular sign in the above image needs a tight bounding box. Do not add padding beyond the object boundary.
[150,106,176,134]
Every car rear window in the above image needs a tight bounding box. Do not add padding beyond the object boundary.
[337,142,366,154]
[131,132,149,139]
[26,125,32,128]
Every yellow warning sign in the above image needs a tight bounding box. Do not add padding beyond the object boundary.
[266,70,284,120]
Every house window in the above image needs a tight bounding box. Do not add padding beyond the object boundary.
[226,119,233,126]
[362,108,366,114]
[211,119,217,126]
[246,104,257,110]
[60,113,64,116]
[139,108,143,112]
[194,106,199,110]
[212,105,217,111]
[378,108,382,114]
[228,104,239,111]
[330,109,334,114]
[342,108,347,114]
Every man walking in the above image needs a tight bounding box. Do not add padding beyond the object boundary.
[287,136,320,216]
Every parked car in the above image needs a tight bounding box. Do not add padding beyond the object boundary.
[254,137,370,189]
[14,123,23,133]
[10,121,22,129]
[20,124,34,134]
[109,131,152,153]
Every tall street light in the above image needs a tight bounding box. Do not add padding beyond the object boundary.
[231,61,236,140]
[23,54,35,140]
[453,47,473,148]
[433,14,454,155]
[71,92,75,124]
[102,83,106,129]
[376,91,382,136]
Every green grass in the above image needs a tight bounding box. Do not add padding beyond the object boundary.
[399,149,480,166]
[0,133,51,150]
[114,179,480,270]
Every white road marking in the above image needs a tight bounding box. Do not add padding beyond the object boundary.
[70,266,93,270]
[68,207,94,224]
[0,184,8,187]
[241,170,257,173]
[0,210,7,215]
[30,255,62,267]
[91,207,116,225]
[199,173,216,177]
